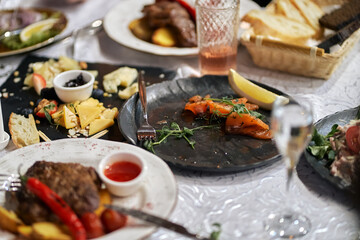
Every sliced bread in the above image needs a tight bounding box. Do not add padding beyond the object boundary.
[276,0,307,24]
[242,10,316,44]
[8,113,39,148]
[319,0,360,30]
[290,0,324,39]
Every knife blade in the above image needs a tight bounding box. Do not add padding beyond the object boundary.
[104,204,211,240]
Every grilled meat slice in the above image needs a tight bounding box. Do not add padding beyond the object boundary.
[142,1,197,47]
[16,161,101,224]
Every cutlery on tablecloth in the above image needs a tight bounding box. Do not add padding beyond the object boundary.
[105,204,211,240]
[136,73,156,141]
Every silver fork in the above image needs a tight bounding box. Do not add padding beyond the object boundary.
[0,173,21,192]
[136,73,156,141]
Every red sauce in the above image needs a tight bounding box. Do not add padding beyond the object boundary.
[104,161,141,182]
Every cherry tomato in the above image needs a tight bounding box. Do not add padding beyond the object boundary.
[345,125,360,153]
[100,208,127,233]
[81,212,104,239]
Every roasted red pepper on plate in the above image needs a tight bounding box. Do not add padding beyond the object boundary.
[21,176,86,240]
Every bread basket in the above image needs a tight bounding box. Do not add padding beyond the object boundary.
[240,0,360,79]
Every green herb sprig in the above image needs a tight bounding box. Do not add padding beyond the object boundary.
[206,97,265,120]
[43,102,57,124]
[210,223,222,240]
[307,124,339,166]
[144,122,219,153]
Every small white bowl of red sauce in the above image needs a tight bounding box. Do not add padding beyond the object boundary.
[53,70,94,103]
[98,151,147,197]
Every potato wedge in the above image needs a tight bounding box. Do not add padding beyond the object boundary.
[152,27,177,47]
[129,17,153,42]
[17,225,33,238]
[0,206,23,233]
[32,222,71,240]
[94,189,112,216]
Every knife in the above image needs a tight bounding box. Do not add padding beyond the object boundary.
[317,19,360,53]
[104,204,211,240]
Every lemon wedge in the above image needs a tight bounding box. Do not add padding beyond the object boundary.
[228,69,289,110]
[20,18,58,42]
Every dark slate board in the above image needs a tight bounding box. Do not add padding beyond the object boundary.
[119,75,288,172]
[1,55,176,142]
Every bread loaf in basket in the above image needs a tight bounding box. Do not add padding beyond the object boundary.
[240,0,360,79]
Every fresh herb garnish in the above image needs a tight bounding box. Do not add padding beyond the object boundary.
[307,124,339,164]
[210,223,222,240]
[43,102,56,124]
[206,97,265,120]
[144,122,219,153]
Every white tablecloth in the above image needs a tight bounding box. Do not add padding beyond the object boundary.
[0,0,359,239]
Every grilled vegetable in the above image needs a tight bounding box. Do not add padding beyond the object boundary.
[21,176,86,240]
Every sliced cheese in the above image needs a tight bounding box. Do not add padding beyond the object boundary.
[77,105,103,129]
[58,56,81,71]
[86,70,99,78]
[103,67,138,93]
[79,98,101,107]
[118,82,139,100]
[51,105,65,127]
[100,107,118,120]
[103,79,118,93]
[63,106,78,129]
[89,118,114,135]
[66,101,80,115]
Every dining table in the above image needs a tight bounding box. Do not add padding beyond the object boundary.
[0,0,359,239]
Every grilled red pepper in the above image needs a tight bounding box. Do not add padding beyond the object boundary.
[22,176,86,240]
[175,0,196,21]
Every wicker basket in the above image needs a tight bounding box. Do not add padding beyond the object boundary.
[240,0,360,79]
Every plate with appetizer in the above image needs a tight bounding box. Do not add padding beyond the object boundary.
[0,138,177,240]
[305,106,360,193]
[104,0,198,56]
[119,70,291,172]
[0,8,67,57]
[1,55,176,147]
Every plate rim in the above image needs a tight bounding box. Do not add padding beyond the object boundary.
[0,138,178,240]
[0,7,68,58]
[119,75,287,172]
[103,0,198,56]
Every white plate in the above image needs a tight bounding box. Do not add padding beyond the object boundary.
[0,139,177,240]
[103,0,198,56]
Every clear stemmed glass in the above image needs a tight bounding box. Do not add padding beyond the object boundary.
[264,98,313,238]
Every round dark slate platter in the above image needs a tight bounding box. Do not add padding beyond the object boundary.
[119,75,287,172]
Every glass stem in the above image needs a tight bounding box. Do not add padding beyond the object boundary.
[284,157,295,213]
[286,167,294,192]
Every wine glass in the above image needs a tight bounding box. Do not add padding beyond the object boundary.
[264,98,313,238]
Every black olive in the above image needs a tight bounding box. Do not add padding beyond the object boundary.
[21,108,33,116]
[91,88,104,100]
